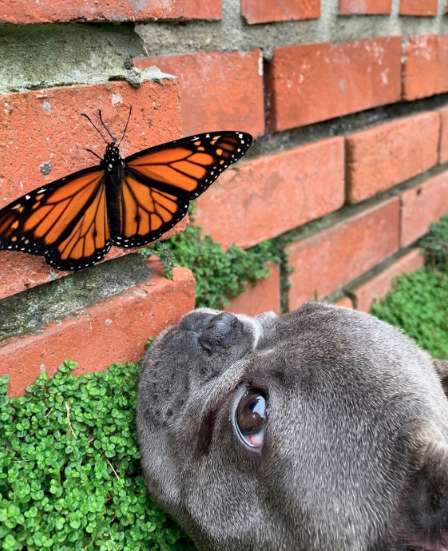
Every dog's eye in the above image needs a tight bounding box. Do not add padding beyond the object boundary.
[231,386,268,452]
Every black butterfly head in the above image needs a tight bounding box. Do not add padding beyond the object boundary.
[103,143,123,172]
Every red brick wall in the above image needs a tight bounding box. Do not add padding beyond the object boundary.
[0,0,222,23]
[2,1,448,394]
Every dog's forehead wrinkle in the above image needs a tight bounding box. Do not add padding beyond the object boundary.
[187,357,250,416]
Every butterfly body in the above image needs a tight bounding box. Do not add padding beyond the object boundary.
[102,143,126,238]
[0,130,252,271]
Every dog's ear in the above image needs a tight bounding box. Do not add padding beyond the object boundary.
[401,422,448,549]
[434,360,448,395]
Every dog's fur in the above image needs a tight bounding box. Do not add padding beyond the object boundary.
[137,303,448,550]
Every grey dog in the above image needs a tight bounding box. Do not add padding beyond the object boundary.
[137,302,448,550]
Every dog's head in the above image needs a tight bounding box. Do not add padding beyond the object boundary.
[137,303,448,550]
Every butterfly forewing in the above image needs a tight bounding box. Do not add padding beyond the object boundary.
[114,131,252,247]
[0,168,111,271]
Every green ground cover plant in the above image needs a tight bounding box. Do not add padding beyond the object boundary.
[371,214,448,358]
[421,214,448,270]
[0,361,194,551]
[371,268,448,358]
[144,223,281,309]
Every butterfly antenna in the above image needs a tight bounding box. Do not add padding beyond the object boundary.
[85,148,103,161]
[117,105,132,147]
[81,112,109,144]
[98,109,116,143]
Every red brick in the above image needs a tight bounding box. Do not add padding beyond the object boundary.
[403,35,448,100]
[134,50,264,138]
[401,172,448,246]
[0,79,182,298]
[287,198,400,309]
[0,80,181,206]
[439,106,448,163]
[400,0,437,15]
[339,0,391,14]
[334,295,354,308]
[195,137,345,249]
[353,249,424,312]
[269,37,401,131]
[241,0,320,23]
[0,217,189,301]
[346,112,439,203]
[0,0,221,23]
[225,263,281,316]
[0,258,195,396]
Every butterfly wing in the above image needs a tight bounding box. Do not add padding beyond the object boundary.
[0,167,111,271]
[113,131,252,247]
[0,130,252,270]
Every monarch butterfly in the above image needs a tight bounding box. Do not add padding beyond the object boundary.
[0,108,253,272]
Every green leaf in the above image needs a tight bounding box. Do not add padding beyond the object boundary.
[1,362,193,550]
[143,223,281,309]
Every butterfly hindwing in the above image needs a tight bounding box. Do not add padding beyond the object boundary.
[112,171,189,248]
[0,167,111,271]
[113,131,252,247]
[45,175,111,271]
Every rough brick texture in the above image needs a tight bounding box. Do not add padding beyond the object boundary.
[241,0,320,23]
[269,37,401,131]
[287,198,400,309]
[403,35,448,100]
[339,0,391,15]
[346,112,439,202]
[400,0,437,16]
[195,137,345,249]
[0,80,181,207]
[439,106,448,163]
[401,172,448,246]
[0,79,182,297]
[225,263,281,316]
[134,50,264,138]
[353,249,425,312]
[1,259,195,396]
[0,0,222,23]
